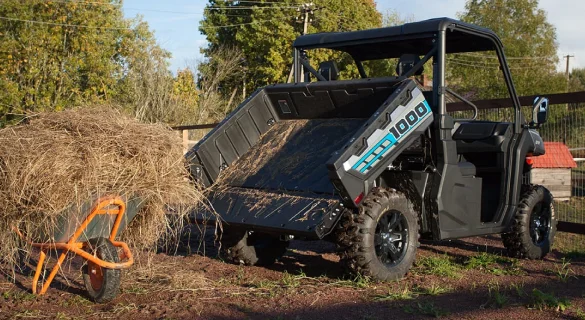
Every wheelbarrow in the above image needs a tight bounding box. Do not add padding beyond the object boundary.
[14,195,142,303]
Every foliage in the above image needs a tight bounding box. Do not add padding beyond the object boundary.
[199,0,382,95]
[0,0,203,126]
[0,1,124,119]
[570,68,585,91]
[450,0,567,100]
[196,46,246,120]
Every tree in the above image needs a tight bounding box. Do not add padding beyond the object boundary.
[196,46,245,122]
[0,0,173,125]
[569,68,585,92]
[199,0,382,97]
[450,0,566,100]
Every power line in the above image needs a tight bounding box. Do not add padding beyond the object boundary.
[122,8,203,15]
[447,59,544,70]
[42,0,122,6]
[450,57,552,67]
[457,52,552,60]
[200,19,277,29]
[43,0,298,12]
[0,16,132,30]
[205,6,299,10]
[215,1,292,3]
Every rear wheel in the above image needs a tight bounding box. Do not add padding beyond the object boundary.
[82,237,121,303]
[336,188,419,281]
[220,229,289,266]
[502,185,556,259]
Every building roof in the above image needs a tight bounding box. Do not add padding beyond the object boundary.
[531,142,577,169]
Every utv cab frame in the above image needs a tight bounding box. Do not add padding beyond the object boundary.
[189,17,555,280]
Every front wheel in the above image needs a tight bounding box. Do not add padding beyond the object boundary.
[502,185,556,259]
[336,188,419,281]
[82,237,121,303]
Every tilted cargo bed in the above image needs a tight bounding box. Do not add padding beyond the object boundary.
[188,78,433,238]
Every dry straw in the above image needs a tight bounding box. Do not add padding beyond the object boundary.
[0,107,213,270]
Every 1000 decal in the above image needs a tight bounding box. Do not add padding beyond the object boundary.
[388,102,430,141]
[343,88,431,174]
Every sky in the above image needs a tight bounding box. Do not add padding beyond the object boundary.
[122,0,585,73]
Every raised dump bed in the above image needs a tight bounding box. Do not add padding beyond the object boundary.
[188,77,431,238]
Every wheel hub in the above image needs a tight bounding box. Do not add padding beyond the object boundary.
[374,210,409,267]
[530,202,551,246]
[88,261,104,291]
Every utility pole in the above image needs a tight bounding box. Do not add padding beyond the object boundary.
[287,2,316,83]
[565,54,574,90]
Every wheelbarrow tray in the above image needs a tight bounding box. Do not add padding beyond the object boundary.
[38,197,144,243]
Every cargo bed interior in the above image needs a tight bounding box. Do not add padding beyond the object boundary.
[194,77,407,195]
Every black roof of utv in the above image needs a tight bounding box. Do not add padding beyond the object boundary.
[293,17,504,61]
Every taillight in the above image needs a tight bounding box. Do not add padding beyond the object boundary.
[354,192,364,205]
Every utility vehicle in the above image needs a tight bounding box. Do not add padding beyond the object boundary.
[187,17,555,280]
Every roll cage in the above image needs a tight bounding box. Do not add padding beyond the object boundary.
[291,17,524,132]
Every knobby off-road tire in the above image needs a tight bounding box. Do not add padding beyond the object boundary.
[336,187,419,281]
[220,229,289,266]
[502,184,557,259]
[82,237,121,303]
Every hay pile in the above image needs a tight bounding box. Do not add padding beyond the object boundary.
[0,107,209,268]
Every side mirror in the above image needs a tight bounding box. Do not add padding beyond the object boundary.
[531,96,548,128]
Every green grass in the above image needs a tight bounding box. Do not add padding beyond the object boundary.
[415,255,462,278]
[417,283,451,296]
[373,285,416,301]
[124,285,149,295]
[373,283,451,301]
[404,302,449,318]
[281,270,303,288]
[332,274,373,289]
[2,291,36,301]
[529,289,571,312]
[509,282,525,298]
[483,282,509,309]
[59,295,91,308]
[552,258,577,282]
[575,308,585,320]
[465,252,524,275]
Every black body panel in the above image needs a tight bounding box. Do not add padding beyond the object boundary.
[189,79,431,238]
[198,188,340,239]
[224,119,363,194]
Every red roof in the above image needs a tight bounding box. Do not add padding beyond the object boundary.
[531,142,577,168]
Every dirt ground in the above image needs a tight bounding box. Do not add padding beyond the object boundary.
[1,232,584,320]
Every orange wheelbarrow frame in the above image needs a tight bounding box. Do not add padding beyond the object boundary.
[14,196,134,295]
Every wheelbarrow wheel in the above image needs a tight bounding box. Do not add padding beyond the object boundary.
[82,237,121,303]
